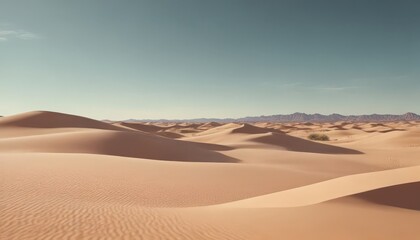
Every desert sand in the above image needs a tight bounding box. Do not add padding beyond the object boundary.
[1,111,419,239]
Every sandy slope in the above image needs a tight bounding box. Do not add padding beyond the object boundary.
[1,111,419,239]
[0,130,237,162]
[215,165,420,208]
[184,123,363,154]
[0,111,123,130]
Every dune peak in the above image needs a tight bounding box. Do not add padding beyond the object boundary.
[0,111,122,130]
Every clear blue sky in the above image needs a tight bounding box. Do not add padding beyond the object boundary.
[1,0,419,119]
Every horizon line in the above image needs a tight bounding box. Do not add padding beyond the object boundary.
[119,111,419,122]
[1,110,419,122]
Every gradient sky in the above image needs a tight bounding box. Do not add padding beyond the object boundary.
[1,0,419,120]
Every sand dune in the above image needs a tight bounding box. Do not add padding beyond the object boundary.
[198,122,223,129]
[0,129,236,162]
[113,121,185,138]
[215,165,420,208]
[252,132,363,154]
[231,123,279,134]
[0,111,127,139]
[0,111,122,130]
[183,193,420,240]
[186,123,362,154]
[1,111,419,239]
[351,127,420,148]
[114,121,166,132]
[355,181,420,210]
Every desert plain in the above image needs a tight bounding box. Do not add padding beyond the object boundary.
[1,111,419,239]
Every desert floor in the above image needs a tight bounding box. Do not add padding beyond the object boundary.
[1,111,419,239]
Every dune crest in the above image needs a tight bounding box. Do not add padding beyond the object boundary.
[186,123,362,154]
[0,129,237,162]
[215,165,420,208]
[0,111,122,130]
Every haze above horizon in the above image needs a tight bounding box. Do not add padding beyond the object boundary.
[1,0,419,119]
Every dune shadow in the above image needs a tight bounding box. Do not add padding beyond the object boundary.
[98,134,240,163]
[179,129,200,134]
[119,122,194,139]
[330,125,347,130]
[0,130,240,163]
[155,131,184,139]
[253,132,363,154]
[352,125,407,133]
[187,141,236,151]
[356,182,420,211]
[375,128,406,133]
[102,147,240,163]
[119,122,166,132]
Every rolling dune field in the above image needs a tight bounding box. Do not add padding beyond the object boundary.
[1,111,419,239]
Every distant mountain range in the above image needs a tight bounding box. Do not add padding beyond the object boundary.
[126,112,420,123]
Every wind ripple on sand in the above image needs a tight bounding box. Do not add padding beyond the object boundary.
[0,193,244,240]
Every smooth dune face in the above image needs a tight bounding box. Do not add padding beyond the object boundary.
[215,165,420,208]
[1,111,419,239]
[0,111,123,130]
[0,130,238,162]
